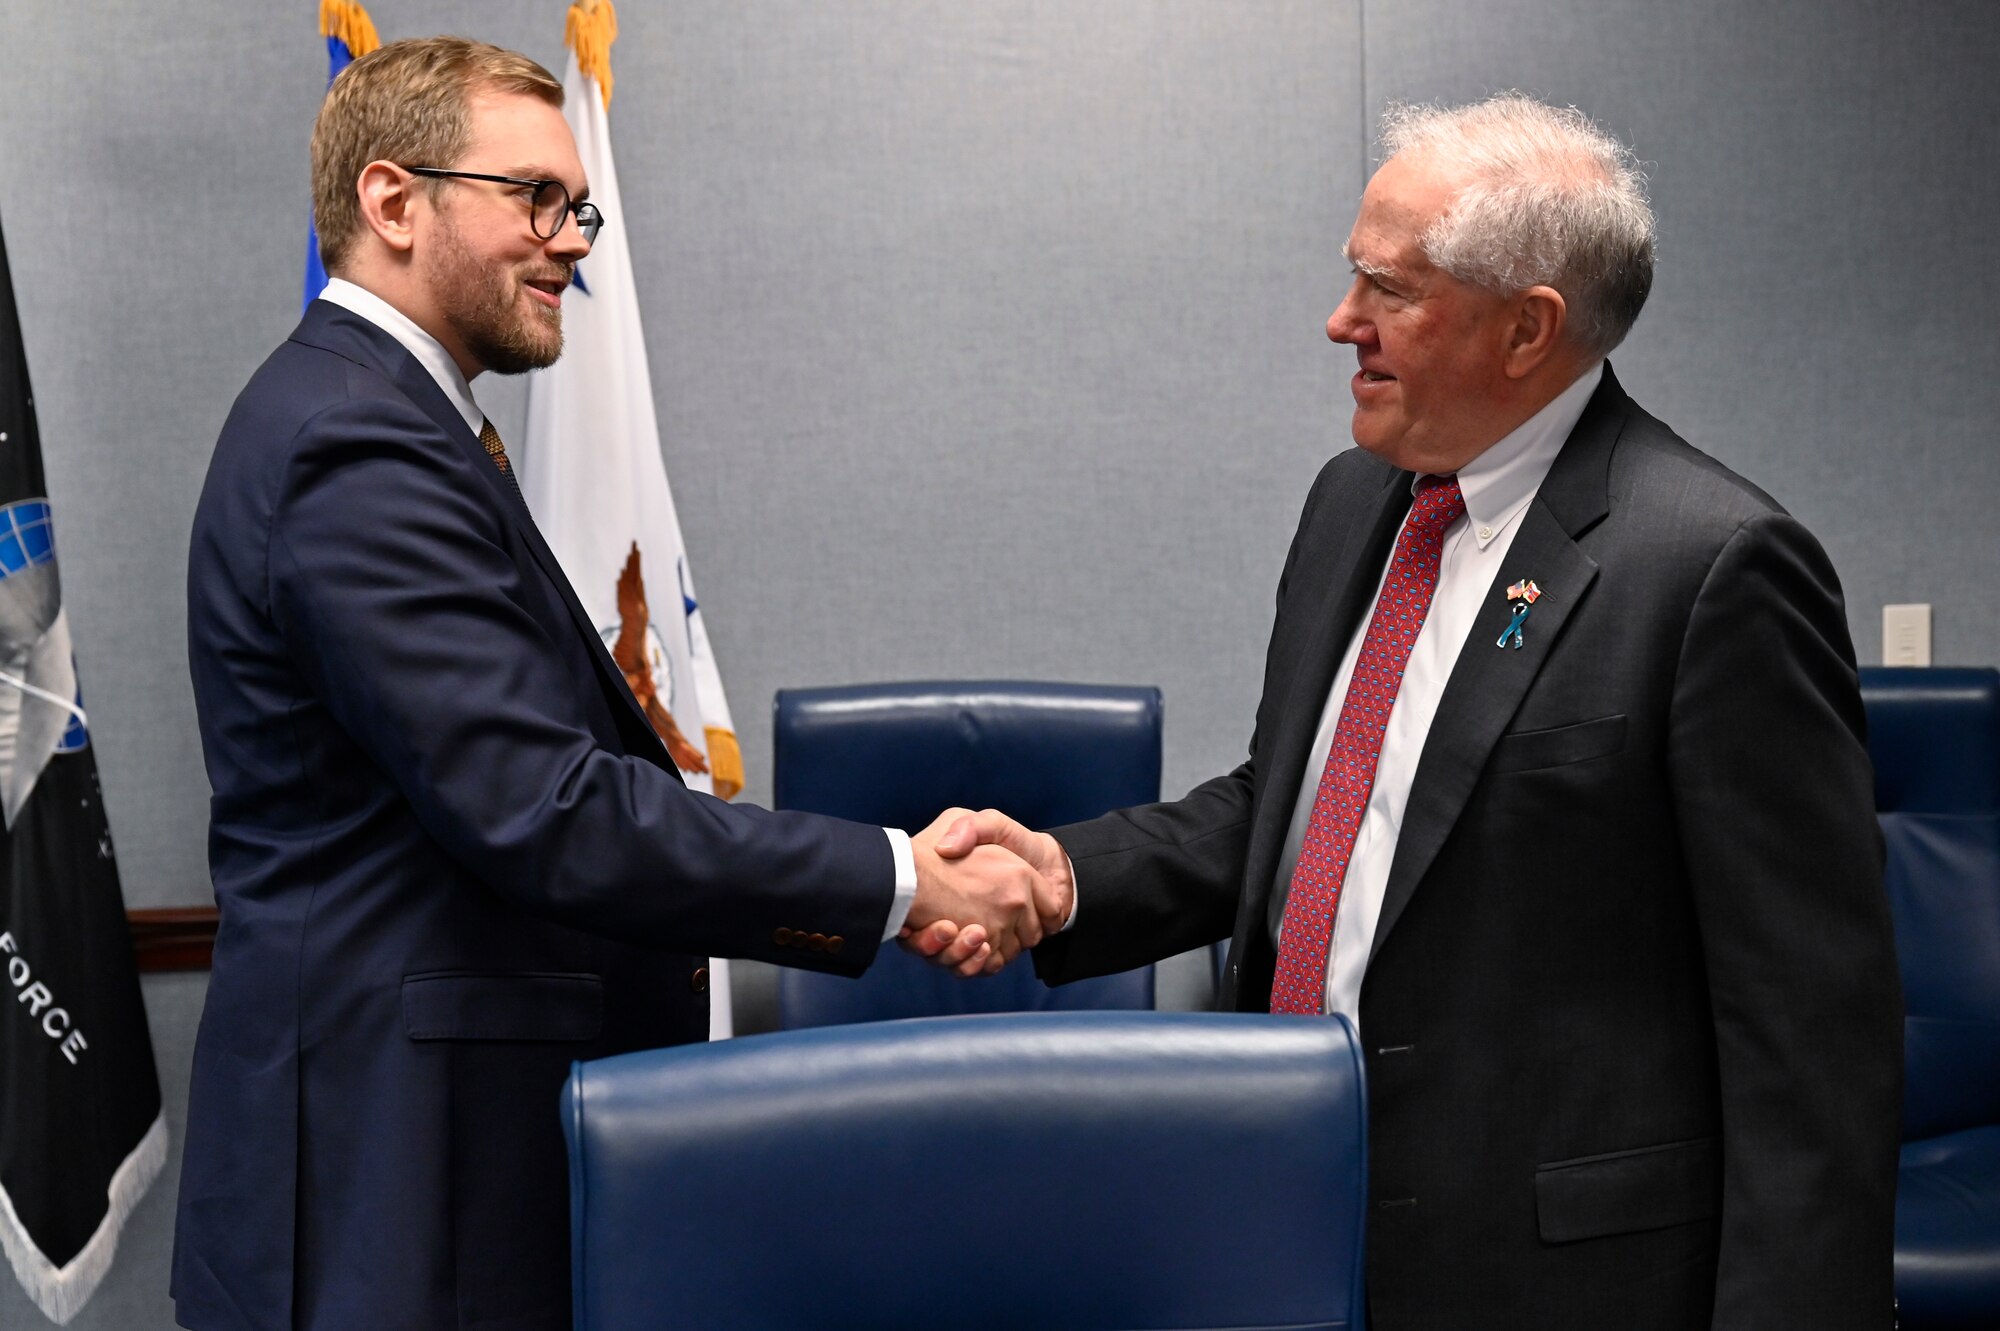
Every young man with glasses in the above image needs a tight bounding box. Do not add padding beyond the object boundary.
[175,36,1057,1331]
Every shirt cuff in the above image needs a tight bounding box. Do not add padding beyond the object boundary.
[1058,846,1078,933]
[882,828,918,941]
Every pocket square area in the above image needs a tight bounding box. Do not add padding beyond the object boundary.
[1487,714,1628,774]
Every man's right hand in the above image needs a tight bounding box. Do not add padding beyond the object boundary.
[901,807,1063,977]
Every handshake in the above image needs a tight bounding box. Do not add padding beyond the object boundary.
[898,809,1071,977]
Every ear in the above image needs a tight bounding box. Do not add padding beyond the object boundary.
[354,161,421,256]
[1500,285,1567,380]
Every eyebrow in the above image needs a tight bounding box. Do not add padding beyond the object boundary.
[1341,244,1400,286]
[507,166,590,203]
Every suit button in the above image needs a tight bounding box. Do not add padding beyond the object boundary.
[690,967,709,993]
[774,927,793,946]
[825,935,844,954]
[808,933,828,952]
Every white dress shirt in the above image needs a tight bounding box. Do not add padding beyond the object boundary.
[1275,362,1603,1028]
[320,279,485,434]
[313,281,918,938]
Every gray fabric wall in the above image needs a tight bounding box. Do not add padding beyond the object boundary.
[0,2,1993,1326]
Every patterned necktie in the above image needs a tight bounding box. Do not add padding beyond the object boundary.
[1270,474,1466,1015]
[479,418,523,500]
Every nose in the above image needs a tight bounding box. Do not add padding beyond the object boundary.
[1326,279,1369,346]
[545,218,591,263]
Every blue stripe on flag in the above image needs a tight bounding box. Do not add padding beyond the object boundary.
[303,37,360,312]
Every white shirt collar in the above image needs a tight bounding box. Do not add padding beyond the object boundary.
[317,278,486,437]
[1422,360,1604,549]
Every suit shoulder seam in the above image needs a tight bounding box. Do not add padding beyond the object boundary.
[1665,509,1803,704]
[261,390,461,619]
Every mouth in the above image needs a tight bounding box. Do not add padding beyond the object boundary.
[523,273,570,308]
[1352,367,1396,400]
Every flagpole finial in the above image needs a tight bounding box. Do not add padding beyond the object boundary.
[319,0,381,58]
[565,0,618,110]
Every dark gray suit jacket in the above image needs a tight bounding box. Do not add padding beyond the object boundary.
[1035,366,1901,1329]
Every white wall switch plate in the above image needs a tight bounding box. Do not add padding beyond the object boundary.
[1882,603,1932,667]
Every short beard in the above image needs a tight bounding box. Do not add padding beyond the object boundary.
[425,209,567,376]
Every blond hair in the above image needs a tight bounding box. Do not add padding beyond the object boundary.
[310,36,563,274]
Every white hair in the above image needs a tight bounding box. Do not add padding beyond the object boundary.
[1380,93,1656,357]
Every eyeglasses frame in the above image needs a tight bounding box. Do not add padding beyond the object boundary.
[399,166,605,245]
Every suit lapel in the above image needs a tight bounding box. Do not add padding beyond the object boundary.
[1241,466,1412,908]
[291,305,670,762]
[1368,367,1629,958]
[500,498,670,758]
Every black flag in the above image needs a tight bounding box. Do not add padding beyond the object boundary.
[0,213,164,1324]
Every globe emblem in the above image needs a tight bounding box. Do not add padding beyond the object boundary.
[0,497,89,826]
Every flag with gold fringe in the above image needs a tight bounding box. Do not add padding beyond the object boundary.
[303,0,380,310]
[522,0,744,1037]
[0,213,165,1324]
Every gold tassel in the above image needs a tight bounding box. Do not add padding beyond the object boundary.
[565,0,619,110]
[705,727,744,802]
[319,0,381,57]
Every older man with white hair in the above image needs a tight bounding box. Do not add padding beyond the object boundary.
[935,93,1901,1328]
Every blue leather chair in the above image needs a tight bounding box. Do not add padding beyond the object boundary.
[1861,666,2000,1329]
[562,1011,1369,1330]
[772,681,1162,1026]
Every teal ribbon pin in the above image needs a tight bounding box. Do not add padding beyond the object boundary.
[1497,578,1542,649]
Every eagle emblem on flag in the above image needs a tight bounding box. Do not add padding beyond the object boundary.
[606,542,709,777]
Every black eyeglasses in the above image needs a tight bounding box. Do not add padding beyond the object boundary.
[402,167,605,245]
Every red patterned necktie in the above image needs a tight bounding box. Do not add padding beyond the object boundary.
[1270,474,1466,1015]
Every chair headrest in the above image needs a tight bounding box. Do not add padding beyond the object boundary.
[1859,667,2000,814]
[774,680,1163,828]
[563,1011,1368,1331]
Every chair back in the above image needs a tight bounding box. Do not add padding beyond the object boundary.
[1860,666,2000,1140]
[773,681,1163,1025]
[563,1011,1369,1331]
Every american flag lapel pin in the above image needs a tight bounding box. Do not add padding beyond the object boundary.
[1497,579,1542,649]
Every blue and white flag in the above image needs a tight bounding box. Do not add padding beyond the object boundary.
[0,215,164,1324]
[303,0,380,311]
[523,0,743,1038]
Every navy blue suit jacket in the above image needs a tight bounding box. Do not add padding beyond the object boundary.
[174,302,893,1330]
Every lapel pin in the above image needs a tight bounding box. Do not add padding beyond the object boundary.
[1497,579,1542,649]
